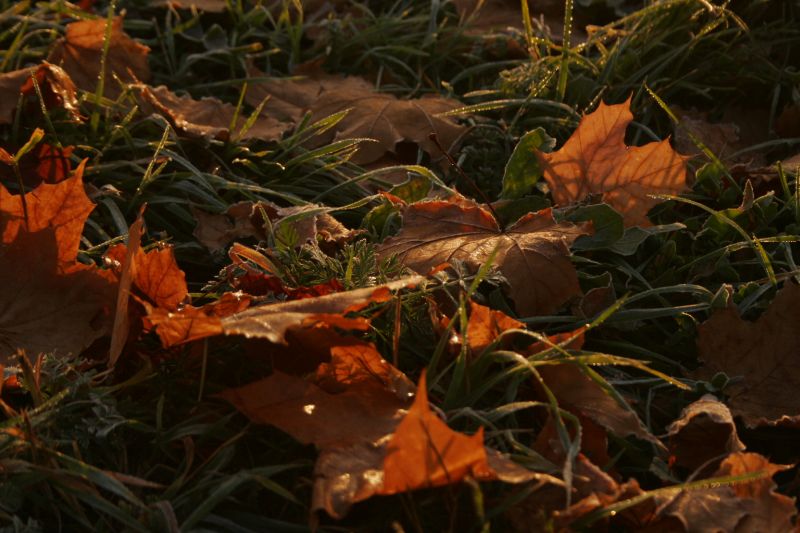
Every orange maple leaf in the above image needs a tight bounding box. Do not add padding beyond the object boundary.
[536,97,688,226]
[380,372,494,493]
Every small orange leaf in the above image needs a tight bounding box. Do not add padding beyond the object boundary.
[536,97,688,226]
[381,372,493,493]
[0,159,94,264]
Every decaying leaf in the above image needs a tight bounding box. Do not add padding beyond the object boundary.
[697,282,800,428]
[651,453,796,533]
[192,200,360,252]
[536,97,687,226]
[0,160,116,362]
[245,62,375,123]
[666,394,745,471]
[673,106,743,161]
[135,85,290,142]
[144,292,250,347]
[246,65,467,165]
[377,197,586,316]
[147,276,423,347]
[0,229,116,363]
[0,62,80,124]
[48,17,150,99]
[537,362,660,445]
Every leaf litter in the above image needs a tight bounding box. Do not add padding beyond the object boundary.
[1,1,800,530]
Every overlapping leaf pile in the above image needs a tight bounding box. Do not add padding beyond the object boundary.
[1,1,800,531]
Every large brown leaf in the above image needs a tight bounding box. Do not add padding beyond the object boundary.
[536,97,688,226]
[135,85,290,142]
[48,17,150,99]
[377,198,586,316]
[696,282,800,428]
[0,229,115,363]
[246,65,467,165]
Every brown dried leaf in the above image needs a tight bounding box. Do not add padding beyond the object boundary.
[245,62,375,123]
[135,85,290,142]
[246,65,467,165]
[193,201,361,252]
[696,282,800,428]
[220,276,423,344]
[0,62,80,124]
[536,97,688,226]
[653,453,796,533]
[666,394,745,471]
[147,276,423,347]
[48,17,150,99]
[538,362,660,445]
[377,198,585,316]
[105,242,188,311]
[0,229,115,363]
[223,361,561,519]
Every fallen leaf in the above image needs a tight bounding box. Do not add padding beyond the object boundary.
[244,62,375,123]
[105,242,188,311]
[0,62,80,125]
[696,282,800,428]
[192,200,360,252]
[147,276,423,347]
[377,197,586,316]
[0,159,94,264]
[223,363,561,519]
[135,85,290,142]
[465,300,525,356]
[536,97,687,226]
[0,228,115,363]
[0,144,74,188]
[246,65,467,165]
[108,208,145,366]
[220,276,422,344]
[673,106,742,161]
[537,361,660,446]
[652,452,796,533]
[381,371,494,492]
[144,292,250,347]
[48,17,150,99]
[666,394,745,472]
